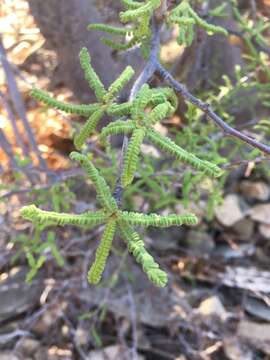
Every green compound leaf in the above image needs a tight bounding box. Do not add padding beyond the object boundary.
[146,101,174,126]
[147,129,223,178]
[79,47,107,102]
[118,221,167,287]
[131,84,153,120]
[74,108,105,150]
[188,6,228,36]
[88,220,117,284]
[122,127,146,187]
[31,88,99,116]
[122,0,142,9]
[120,0,161,23]
[20,205,107,228]
[169,0,228,47]
[107,102,133,117]
[150,87,178,110]
[101,37,139,51]
[106,66,135,101]
[100,120,136,144]
[120,211,198,227]
[70,152,118,212]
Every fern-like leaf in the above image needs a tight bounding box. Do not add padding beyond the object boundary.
[88,23,132,35]
[150,87,178,110]
[31,88,99,116]
[107,102,133,117]
[131,84,152,120]
[100,120,135,143]
[101,37,139,51]
[79,47,107,102]
[20,205,107,227]
[70,152,118,212]
[188,6,228,36]
[119,222,167,287]
[147,129,223,178]
[120,211,198,227]
[88,220,116,284]
[146,102,174,126]
[120,0,161,23]
[122,128,146,187]
[122,0,142,9]
[74,108,105,150]
[106,66,135,101]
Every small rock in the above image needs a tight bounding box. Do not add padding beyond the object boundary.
[259,223,270,239]
[75,327,88,346]
[232,218,254,240]
[186,230,215,254]
[240,180,270,201]
[87,345,144,360]
[238,320,270,354]
[223,337,253,360]
[141,144,160,158]
[32,302,66,335]
[0,353,20,360]
[147,227,184,251]
[215,194,249,227]
[198,296,228,320]
[0,267,43,322]
[17,338,40,356]
[249,203,270,225]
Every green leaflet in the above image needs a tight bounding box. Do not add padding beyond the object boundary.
[106,66,135,101]
[120,0,161,23]
[101,36,139,51]
[122,0,142,9]
[188,6,228,36]
[31,88,99,116]
[120,211,198,227]
[100,120,135,144]
[122,128,146,187]
[74,108,105,150]
[131,84,152,120]
[150,88,178,110]
[79,47,107,102]
[89,0,160,56]
[87,23,132,35]
[70,152,118,212]
[88,220,117,284]
[168,0,228,47]
[118,221,167,287]
[20,205,107,228]
[107,102,132,117]
[146,101,174,125]
[147,129,223,178]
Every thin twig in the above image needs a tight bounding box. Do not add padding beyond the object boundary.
[0,129,17,167]
[0,90,29,157]
[226,28,270,56]
[0,36,47,170]
[155,62,270,155]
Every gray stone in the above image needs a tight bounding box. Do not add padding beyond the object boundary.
[240,180,270,201]
[249,204,270,225]
[232,218,254,240]
[186,230,215,254]
[215,194,249,227]
[259,223,270,239]
[0,267,43,322]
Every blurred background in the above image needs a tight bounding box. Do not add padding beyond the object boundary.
[0,0,270,359]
